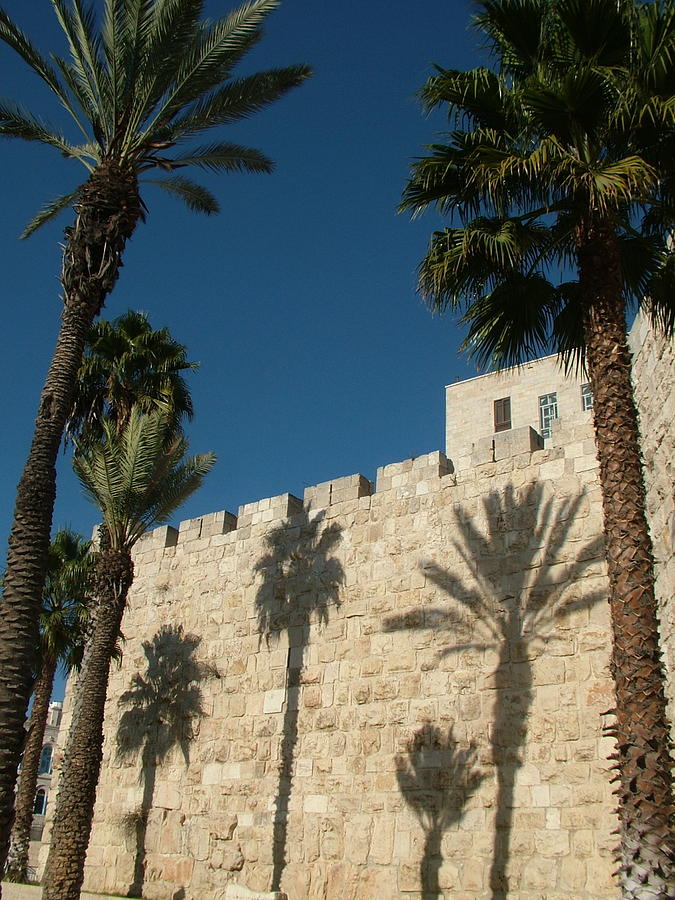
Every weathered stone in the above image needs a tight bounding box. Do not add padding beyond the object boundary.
[38,316,673,900]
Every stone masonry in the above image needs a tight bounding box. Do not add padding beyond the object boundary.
[40,315,673,900]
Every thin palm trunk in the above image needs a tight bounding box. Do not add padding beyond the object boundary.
[0,162,141,878]
[43,549,134,900]
[4,655,57,883]
[579,220,675,897]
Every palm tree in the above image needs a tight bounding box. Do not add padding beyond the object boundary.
[401,1,675,894]
[4,530,91,884]
[67,309,197,446]
[0,0,310,871]
[116,625,217,898]
[42,408,215,900]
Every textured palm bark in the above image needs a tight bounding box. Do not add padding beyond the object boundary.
[578,219,675,899]
[43,549,133,900]
[4,655,57,883]
[0,161,141,882]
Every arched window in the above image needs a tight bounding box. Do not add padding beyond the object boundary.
[38,744,53,776]
[33,788,47,817]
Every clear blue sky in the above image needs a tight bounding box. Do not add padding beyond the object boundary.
[0,1,483,694]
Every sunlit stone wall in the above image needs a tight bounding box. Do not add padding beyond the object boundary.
[629,313,675,718]
[41,315,674,900]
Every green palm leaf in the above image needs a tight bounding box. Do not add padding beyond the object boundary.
[22,190,80,239]
[143,175,219,213]
[143,141,272,173]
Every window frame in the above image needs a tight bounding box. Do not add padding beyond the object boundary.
[493,396,512,432]
[33,788,47,817]
[538,392,559,439]
[581,383,593,412]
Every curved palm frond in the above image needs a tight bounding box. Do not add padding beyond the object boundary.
[22,189,80,239]
[143,174,219,213]
[140,141,273,174]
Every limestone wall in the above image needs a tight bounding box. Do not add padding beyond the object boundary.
[50,429,619,899]
[629,313,675,710]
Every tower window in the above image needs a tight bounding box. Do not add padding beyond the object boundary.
[38,744,53,776]
[33,788,47,817]
[581,383,593,411]
[494,397,511,432]
[539,392,558,439]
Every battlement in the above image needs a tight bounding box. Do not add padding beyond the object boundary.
[135,422,601,554]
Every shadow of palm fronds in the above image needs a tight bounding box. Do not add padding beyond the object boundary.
[254,509,344,892]
[396,722,484,899]
[385,482,605,898]
[116,625,217,898]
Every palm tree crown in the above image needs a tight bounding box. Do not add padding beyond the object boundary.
[73,406,215,551]
[39,528,93,672]
[401,0,674,368]
[67,309,197,445]
[0,0,312,233]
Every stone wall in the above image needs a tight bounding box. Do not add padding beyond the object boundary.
[44,430,618,899]
[629,313,675,713]
[40,315,675,900]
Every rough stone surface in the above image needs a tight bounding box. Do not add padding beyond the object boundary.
[39,315,673,900]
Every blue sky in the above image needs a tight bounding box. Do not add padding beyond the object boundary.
[0,1,483,692]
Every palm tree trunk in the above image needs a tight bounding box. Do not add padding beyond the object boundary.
[578,218,675,898]
[0,161,141,880]
[42,548,134,900]
[4,655,57,883]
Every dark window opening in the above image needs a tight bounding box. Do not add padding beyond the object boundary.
[494,397,512,432]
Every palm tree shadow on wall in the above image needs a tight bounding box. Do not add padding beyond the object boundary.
[396,722,484,899]
[254,509,344,893]
[385,483,604,899]
[116,625,218,898]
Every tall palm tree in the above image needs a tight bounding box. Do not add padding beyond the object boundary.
[67,309,197,445]
[401,1,675,894]
[0,0,310,872]
[4,530,91,884]
[43,408,215,900]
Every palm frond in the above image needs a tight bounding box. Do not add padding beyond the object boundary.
[147,66,312,146]
[22,189,81,239]
[143,175,219,213]
[118,0,205,141]
[0,8,87,134]
[51,0,110,140]
[460,272,560,369]
[142,141,272,174]
[142,0,281,133]
[418,218,555,309]
[420,66,511,132]
[74,409,215,550]
[0,99,77,155]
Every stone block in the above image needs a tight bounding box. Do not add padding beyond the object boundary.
[493,425,544,460]
[304,473,372,509]
[225,884,287,899]
[471,435,494,466]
